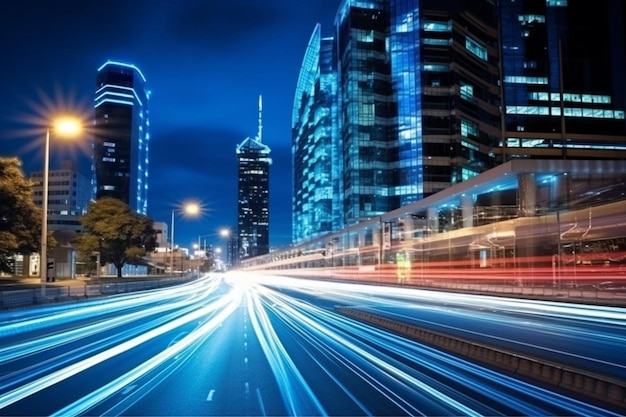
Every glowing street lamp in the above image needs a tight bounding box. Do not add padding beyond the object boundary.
[170,202,201,274]
[41,117,83,289]
[197,227,231,252]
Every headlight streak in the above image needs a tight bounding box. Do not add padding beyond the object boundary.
[245,289,327,417]
[363,306,626,376]
[0,277,217,339]
[268,309,436,416]
[0,293,218,395]
[253,284,484,417]
[254,274,626,375]
[52,285,243,417]
[254,272,626,326]
[247,276,623,416]
[1,271,622,416]
[0,282,216,364]
[0,275,229,411]
[331,308,619,417]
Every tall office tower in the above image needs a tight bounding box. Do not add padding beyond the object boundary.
[292,0,500,240]
[498,0,626,162]
[93,61,150,215]
[236,96,272,260]
[292,25,340,243]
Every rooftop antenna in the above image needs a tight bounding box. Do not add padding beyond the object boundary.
[257,94,263,143]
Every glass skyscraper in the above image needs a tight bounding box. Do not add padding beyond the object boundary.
[237,96,272,260]
[292,25,340,243]
[498,0,626,161]
[93,61,150,215]
[292,0,501,242]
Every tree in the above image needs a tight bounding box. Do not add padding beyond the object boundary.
[77,197,157,278]
[0,157,42,273]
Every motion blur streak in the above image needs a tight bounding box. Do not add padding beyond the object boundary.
[0,273,623,416]
[52,283,242,416]
[246,290,327,416]
[242,273,623,416]
[0,276,228,410]
[253,283,492,416]
[0,278,218,338]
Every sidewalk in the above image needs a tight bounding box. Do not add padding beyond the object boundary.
[0,276,88,288]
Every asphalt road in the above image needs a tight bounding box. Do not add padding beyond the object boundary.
[0,272,623,416]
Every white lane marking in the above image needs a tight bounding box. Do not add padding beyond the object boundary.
[256,388,267,416]
[122,385,136,395]
[206,389,216,401]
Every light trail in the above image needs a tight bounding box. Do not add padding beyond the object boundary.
[246,289,327,416]
[0,275,227,410]
[0,272,623,416]
[52,282,243,416]
[231,272,624,416]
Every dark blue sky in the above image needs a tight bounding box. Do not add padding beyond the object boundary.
[0,0,338,251]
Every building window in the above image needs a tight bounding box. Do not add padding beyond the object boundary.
[461,119,479,138]
[460,83,474,101]
[422,21,451,32]
[547,0,567,7]
[465,36,487,61]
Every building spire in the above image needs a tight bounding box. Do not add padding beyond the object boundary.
[257,94,263,143]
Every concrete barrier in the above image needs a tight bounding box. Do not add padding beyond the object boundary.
[337,307,626,410]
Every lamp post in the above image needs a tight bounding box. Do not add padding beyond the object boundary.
[197,228,231,268]
[198,228,231,251]
[170,202,200,275]
[40,118,82,295]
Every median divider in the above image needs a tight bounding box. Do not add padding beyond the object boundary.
[337,307,626,410]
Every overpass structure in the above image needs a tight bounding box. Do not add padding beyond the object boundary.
[241,160,626,290]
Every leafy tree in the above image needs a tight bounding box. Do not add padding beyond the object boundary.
[0,157,42,273]
[77,197,157,277]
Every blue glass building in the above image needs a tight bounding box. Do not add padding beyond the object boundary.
[292,0,500,242]
[93,61,150,215]
[292,25,340,243]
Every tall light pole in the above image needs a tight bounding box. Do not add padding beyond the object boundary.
[40,118,82,293]
[170,202,200,275]
[40,128,51,289]
[198,228,231,251]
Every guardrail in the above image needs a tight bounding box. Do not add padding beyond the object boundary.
[0,275,198,310]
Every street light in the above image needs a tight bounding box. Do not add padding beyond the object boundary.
[170,202,201,275]
[40,117,82,291]
[198,227,231,251]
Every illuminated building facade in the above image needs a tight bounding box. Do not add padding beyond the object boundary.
[498,0,626,161]
[237,96,272,260]
[93,61,150,215]
[292,25,340,243]
[292,0,500,241]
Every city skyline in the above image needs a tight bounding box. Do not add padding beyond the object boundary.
[0,0,339,250]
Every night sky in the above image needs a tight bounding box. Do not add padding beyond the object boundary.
[0,1,338,251]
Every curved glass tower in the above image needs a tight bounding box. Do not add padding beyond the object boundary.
[292,25,339,243]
